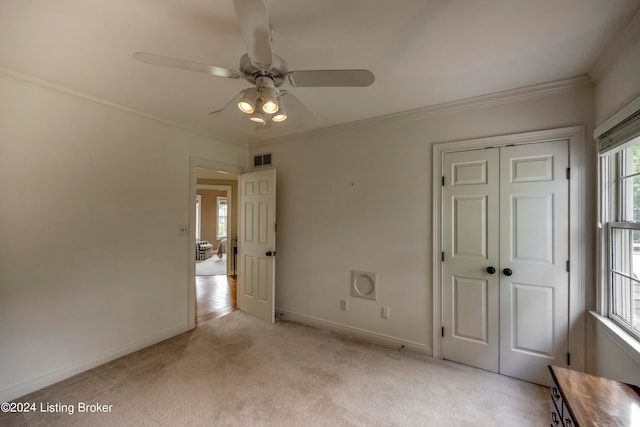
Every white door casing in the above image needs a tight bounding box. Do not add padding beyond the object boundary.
[442,142,569,384]
[238,169,276,323]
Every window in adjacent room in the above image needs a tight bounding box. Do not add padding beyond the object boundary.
[217,196,227,239]
[195,194,202,241]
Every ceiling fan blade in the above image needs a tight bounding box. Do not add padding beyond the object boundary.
[285,69,375,87]
[278,91,321,126]
[210,90,246,118]
[133,52,241,79]
[233,0,273,69]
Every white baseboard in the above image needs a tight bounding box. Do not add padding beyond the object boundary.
[0,322,191,403]
[276,308,433,356]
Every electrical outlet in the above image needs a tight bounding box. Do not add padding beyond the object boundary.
[381,306,390,319]
[340,299,348,311]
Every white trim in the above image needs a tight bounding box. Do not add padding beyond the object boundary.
[594,94,640,139]
[198,184,232,190]
[1,64,592,151]
[276,308,432,356]
[590,311,640,366]
[0,322,189,403]
[431,126,586,371]
[189,157,242,329]
[253,76,592,149]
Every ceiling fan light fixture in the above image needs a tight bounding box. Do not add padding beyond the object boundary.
[272,112,287,122]
[238,100,254,114]
[262,100,279,114]
[249,98,266,124]
[249,113,266,124]
[255,76,279,114]
[260,86,279,114]
[272,101,287,122]
[237,88,257,114]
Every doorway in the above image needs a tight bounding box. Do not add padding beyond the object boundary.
[194,183,236,325]
[432,127,586,386]
[196,185,231,277]
[189,159,240,328]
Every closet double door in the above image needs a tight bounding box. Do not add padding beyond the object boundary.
[442,140,569,385]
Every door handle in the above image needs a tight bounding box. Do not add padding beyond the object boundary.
[265,250,277,257]
[486,266,496,274]
[502,268,513,276]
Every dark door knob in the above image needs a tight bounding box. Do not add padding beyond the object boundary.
[265,251,277,257]
[503,268,513,276]
[486,266,496,274]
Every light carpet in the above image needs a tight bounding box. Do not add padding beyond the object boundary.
[196,254,226,276]
[1,312,548,426]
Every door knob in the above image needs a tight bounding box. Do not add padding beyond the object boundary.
[486,266,496,274]
[265,250,277,257]
[503,268,513,276]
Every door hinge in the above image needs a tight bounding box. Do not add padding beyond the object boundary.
[275,223,277,232]
[442,176,445,186]
[566,168,570,179]
[566,260,570,272]
[567,352,571,366]
[441,326,445,337]
[441,251,445,262]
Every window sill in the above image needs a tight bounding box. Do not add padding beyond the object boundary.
[590,311,640,366]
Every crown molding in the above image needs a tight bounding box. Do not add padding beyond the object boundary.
[0,65,248,150]
[589,8,640,84]
[252,75,593,149]
[0,65,594,152]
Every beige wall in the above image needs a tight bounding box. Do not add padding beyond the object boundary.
[250,81,594,355]
[0,71,247,402]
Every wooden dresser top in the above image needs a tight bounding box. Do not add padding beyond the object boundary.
[549,366,640,426]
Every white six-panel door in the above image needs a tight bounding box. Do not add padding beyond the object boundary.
[442,140,569,385]
[442,148,500,372]
[499,141,569,384]
[238,169,276,323]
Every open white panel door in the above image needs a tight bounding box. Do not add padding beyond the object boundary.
[238,169,276,323]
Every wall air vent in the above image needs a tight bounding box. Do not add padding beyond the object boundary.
[254,153,272,168]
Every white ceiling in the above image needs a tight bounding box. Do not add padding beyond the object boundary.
[1,0,639,146]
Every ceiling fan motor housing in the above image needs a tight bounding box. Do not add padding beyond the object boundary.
[239,53,288,87]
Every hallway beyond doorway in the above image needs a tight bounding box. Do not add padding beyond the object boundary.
[196,275,237,325]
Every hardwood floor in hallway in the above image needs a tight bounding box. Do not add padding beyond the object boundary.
[196,275,237,326]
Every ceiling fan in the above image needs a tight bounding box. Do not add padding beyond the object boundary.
[134,0,375,127]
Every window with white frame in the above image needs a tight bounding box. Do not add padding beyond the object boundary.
[195,194,202,241]
[217,196,227,239]
[599,109,640,341]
